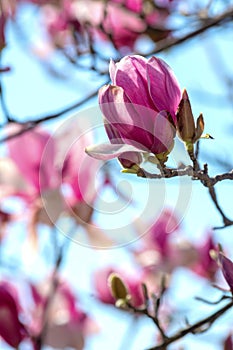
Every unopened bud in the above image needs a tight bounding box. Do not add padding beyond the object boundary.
[108,273,129,301]
[176,90,205,148]
[115,295,132,308]
[176,89,195,143]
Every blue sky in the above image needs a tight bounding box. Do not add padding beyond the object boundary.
[1,3,233,350]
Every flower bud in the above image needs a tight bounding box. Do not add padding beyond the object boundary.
[108,273,129,301]
[176,89,204,151]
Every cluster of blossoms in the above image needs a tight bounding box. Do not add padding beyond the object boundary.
[89,210,233,348]
[0,120,113,247]
[86,54,205,170]
[92,210,220,308]
[0,0,175,66]
[0,277,97,349]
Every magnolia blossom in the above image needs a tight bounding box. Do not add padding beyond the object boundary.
[93,267,144,307]
[133,213,218,284]
[147,209,179,255]
[86,55,181,167]
[0,278,96,350]
[28,279,97,350]
[191,233,218,280]
[0,121,111,247]
[37,0,173,57]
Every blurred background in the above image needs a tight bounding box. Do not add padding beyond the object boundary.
[0,1,233,349]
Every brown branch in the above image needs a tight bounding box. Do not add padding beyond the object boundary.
[146,300,233,350]
[0,80,109,143]
[137,164,233,229]
[137,166,233,185]
[144,7,233,56]
[34,248,63,350]
[125,280,168,341]
[208,185,233,227]
[0,7,232,139]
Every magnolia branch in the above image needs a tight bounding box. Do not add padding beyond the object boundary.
[137,165,233,186]
[146,300,233,350]
[0,80,109,143]
[1,7,233,140]
[137,164,233,229]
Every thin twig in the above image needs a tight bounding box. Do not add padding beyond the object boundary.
[0,80,109,143]
[146,300,233,350]
[144,7,233,56]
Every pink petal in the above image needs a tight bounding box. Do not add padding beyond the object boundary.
[85,142,143,160]
[54,118,98,204]
[109,58,117,82]
[147,56,181,120]
[99,85,163,153]
[7,124,58,193]
[0,158,33,199]
[113,56,156,110]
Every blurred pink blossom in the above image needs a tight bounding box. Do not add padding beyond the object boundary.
[192,233,218,281]
[29,279,96,350]
[0,282,27,348]
[0,122,111,247]
[93,266,144,307]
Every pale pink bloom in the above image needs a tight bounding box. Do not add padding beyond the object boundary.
[5,124,63,245]
[147,209,179,255]
[93,267,144,307]
[0,282,27,348]
[192,233,218,280]
[7,124,59,194]
[41,1,83,49]
[4,122,99,214]
[133,213,200,275]
[73,0,172,51]
[54,118,99,207]
[0,157,33,200]
[86,55,181,163]
[72,0,145,51]
[1,122,110,247]
[29,279,96,350]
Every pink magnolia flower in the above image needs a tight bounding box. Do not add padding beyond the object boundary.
[41,1,83,50]
[1,121,111,247]
[5,124,63,246]
[29,279,96,350]
[93,267,144,307]
[73,0,172,52]
[86,55,181,166]
[147,209,179,255]
[192,233,218,281]
[0,282,27,348]
[4,122,99,216]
